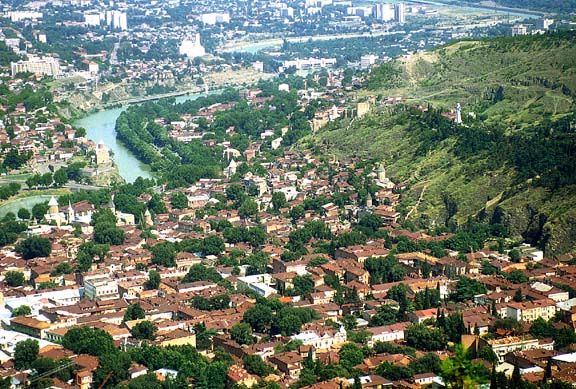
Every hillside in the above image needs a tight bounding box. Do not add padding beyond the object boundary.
[308,32,576,256]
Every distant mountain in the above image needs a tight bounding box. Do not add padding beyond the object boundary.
[463,0,576,14]
[309,32,576,256]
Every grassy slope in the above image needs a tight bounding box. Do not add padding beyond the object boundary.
[309,33,576,256]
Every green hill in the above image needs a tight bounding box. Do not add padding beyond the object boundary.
[307,32,576,256]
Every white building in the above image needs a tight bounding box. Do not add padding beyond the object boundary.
[83,12,102,26]
[179,34,206,58]
[366,322,409,346]
[5,11,42,22]
[84,276,119,301]
[394,3,406,23]
[237,274,277,297]
[200,13,230,25]
[373,3,395,21]
[252,61,264,72]
[484,336,554,363]
[11,57,61,78]
[282,57,337,70]
[360,54,378,70]
[105,10,128,30]
[512,24,528,36]
[537,19,554,30]
[291,326,347,351]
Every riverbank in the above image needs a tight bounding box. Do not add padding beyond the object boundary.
[0,189,71,218]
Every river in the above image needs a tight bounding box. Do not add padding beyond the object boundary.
[74,92,208,183]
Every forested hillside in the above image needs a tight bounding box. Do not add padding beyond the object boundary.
[309,32,576,256]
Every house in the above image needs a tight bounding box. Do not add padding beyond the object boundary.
[228,365,259,387]
[506,299,556,323]
[407,309,437,324]
[347,375,393,388]
[10,316,51,339]
[334,245,390,264]
[269,352,304,379]
[413,372,436,386]
[365,322,409,346]
[291,325,347,351]
[481,336,554,363]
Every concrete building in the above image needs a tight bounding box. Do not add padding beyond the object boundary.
[83,12,102,27]
[506,299,556,323]
[105,10,128,30]
[291,326,347,351]
[282,57,337,70]
[511,24,528,36]
[360,54,378,69]
[84,276,119,301]
[373,3,394,21]
[179,33,206,58]
[482,336,554,363]
[200,13,230,25]
[394,3,406,23]
[537,18,554,30]
[11,57,61,78]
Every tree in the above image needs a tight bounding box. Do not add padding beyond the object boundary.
[147,194,167,215]
[17,208,30,220]
[293,274,314,296]
[145,270,161,290]
[203,235,224,256]
[12,305,31,316]
[405,324,447,351]
[131,321,157,340]
[243,305,274,333]
[51,262,72,276]
[243,354,273,377]
[342,314,358,331]
[509,365,522,389]
[170,192,188,209]
[338,343,365,369]
[32,202,49,221]
[271,192,287,211]
[150,242,177,267]
[440,344,487,389]
[506,270,528,284]
[5,271,25,287]
[410,353,442,374]
[124,303,146,321]
[230,323,254,345]
[478,346,498,364]
[16,236,52,259]
[53,168,68,187]
[62,327,116,357]
[238,199,258,219]
[376,362,413,381]
[369,305,398,326]
[509,249,522,262]
[449,277,487,302]
[14,339,39,370]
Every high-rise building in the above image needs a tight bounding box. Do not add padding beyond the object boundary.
[11,57,61,78]
[179,34,206,58]
[84,12,102,26]
[105,10,127,30]
[394,3,405,23]
[373,3,394,21]
[537,18,554,30]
